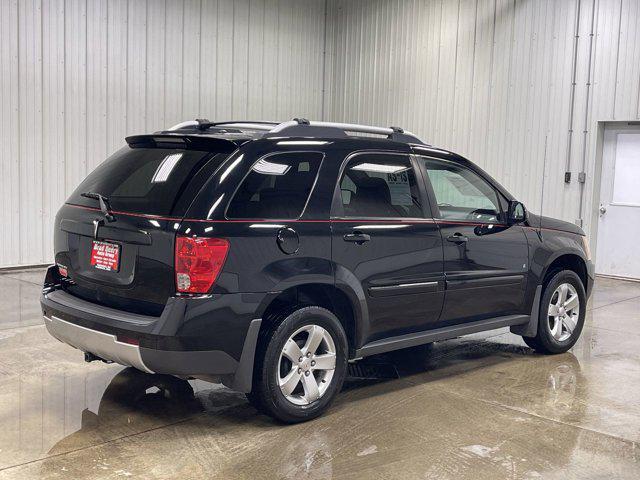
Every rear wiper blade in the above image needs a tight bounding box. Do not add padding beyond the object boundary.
[81,192,115,222]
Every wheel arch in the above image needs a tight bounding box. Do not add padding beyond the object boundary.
[255,280,365,358]
[541,252,588,290]
[512,251,588,339]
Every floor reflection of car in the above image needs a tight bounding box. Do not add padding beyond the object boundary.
[47,369,200,456]
[42,348,586,478]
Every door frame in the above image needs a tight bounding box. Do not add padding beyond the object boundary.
[329,149,434,220]
[588,121,640,272]
[328,149,446,344]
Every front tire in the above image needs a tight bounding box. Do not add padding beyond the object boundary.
[523,270,586,354]
[247,306,348,423]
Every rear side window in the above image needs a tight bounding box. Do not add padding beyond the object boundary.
[68,147,227,216]
[226,152,323,219]
[338,154,422,218]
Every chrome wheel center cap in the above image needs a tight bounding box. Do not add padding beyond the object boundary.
[300,358,311,370]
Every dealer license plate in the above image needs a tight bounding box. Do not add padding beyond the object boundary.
[90,240,121,272]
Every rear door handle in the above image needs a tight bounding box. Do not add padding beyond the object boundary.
[446,233,468,244]
[343,232,371,244]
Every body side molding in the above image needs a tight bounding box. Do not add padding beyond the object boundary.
[355,314,530,358]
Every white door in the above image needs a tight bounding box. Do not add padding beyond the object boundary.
[596,127,640,280]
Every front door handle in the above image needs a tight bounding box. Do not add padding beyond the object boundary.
[343,232,371,244]
[446,233,469,244]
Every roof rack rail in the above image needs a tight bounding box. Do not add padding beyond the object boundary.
[266,119,424,144]
[166,118,425,144]
[168,120,278,132]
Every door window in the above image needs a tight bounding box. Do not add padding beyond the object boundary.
[612,133,640,205]
[226,152,323,219]
[420,158,503,222]
[338,154,422,218]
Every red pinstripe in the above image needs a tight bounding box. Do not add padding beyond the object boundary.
[66,203,580,234]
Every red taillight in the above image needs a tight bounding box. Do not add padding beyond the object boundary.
[175,236,229,294]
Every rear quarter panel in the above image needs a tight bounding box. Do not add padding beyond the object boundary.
[182,139,338,295]
[185,220,334,294]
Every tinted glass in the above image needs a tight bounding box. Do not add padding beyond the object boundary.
[67,147,226,216]
[339,154,422,218]
[421,158,502,222]
[226,152,323,219]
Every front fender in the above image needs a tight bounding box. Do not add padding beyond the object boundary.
[529,230,589,283]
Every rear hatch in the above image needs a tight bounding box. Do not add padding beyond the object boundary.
[54,135,238,316]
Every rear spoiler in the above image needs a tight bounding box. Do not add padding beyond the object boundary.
[125,134,245,153]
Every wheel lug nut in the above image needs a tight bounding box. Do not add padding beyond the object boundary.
[311,361,316,366]
[298,368,302,374]
[305,371,310,376]
[298,356,303,362]
[306,352,311,358]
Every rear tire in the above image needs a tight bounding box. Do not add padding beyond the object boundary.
[523,270,586,354]
[247,306,348,423]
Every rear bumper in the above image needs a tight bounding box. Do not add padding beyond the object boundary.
[43,312,251,378]
[40,267,264,392]
[44,314,154,373]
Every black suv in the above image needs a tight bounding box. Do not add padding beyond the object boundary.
[41,119,594,422]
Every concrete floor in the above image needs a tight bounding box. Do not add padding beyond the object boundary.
[0,270,639,479]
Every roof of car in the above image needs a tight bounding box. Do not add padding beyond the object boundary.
[126,118,463,164]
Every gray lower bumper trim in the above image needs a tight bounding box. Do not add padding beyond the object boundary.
[44,315,154,373]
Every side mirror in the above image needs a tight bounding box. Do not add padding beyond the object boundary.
[508,201,527,224]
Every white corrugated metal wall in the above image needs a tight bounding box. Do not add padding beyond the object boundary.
[324,0,640,242]
[0,0,327,268]
[2,0,640,268]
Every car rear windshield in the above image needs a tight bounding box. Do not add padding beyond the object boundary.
[67,147,228,216]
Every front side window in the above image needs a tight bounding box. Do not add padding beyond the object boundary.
[338,154,422,218]
[226,152,323,219]
[420,158,502,222]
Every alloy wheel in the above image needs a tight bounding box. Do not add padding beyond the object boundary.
[277,324,337,406]
[548,282,580,342]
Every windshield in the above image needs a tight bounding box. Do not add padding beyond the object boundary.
[67,147,228,216]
